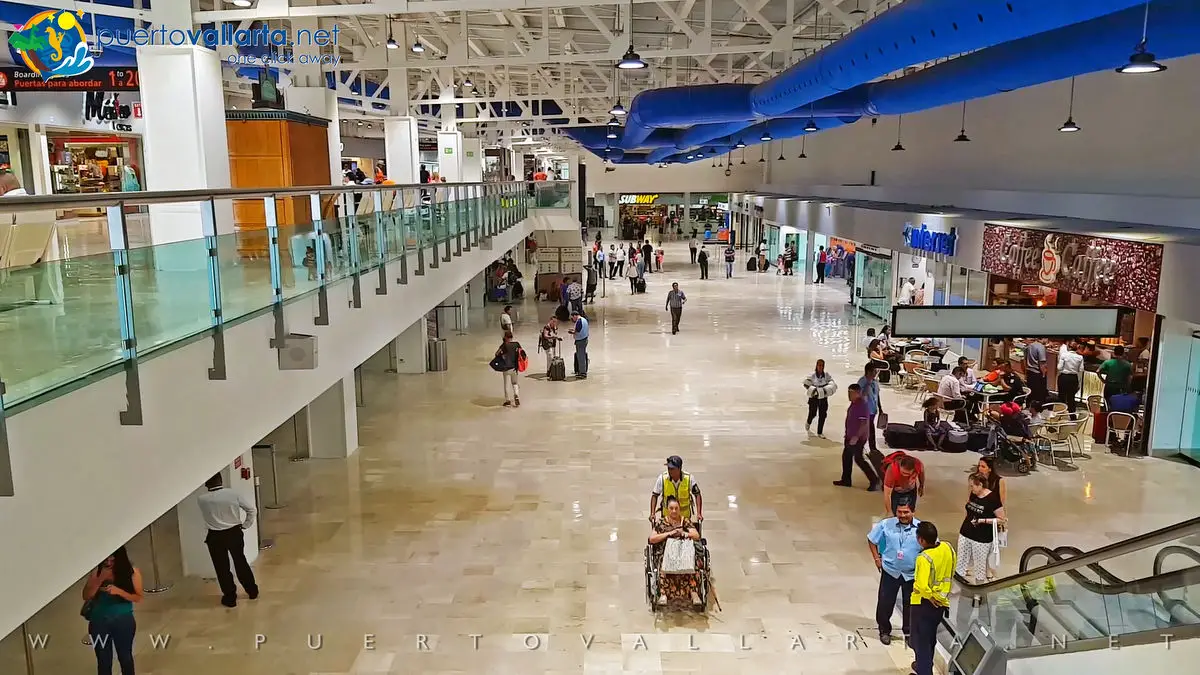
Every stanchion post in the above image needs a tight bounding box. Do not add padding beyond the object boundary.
[254,476,274,551]
[142,523,172,593]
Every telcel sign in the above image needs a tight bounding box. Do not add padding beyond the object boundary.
[903,223,957,257]
[619,193,659,205]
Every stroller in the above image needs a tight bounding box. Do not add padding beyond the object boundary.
[983,408,1037,475]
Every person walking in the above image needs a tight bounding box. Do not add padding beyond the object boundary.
[957,472,1006,583]
[499,304,514,335]
[665,282,687,335]
[197,473,260,607]
[1057,340,1084,413]
[910,522,956,675]
[689,236,699,264]
[626,253,640,293]
[724,243,736,278]
[868,503,921,646]
[612,244,625,279]
[82,546,143,675]
[697,246,710,280]
[757,239,769,273]
[569,310,589,379]
[816,246,828,283]
[803,359,837,437]
[834,383,881,490]
[641,240,655,274]
[494,330,523,407]
[857,364,885,456]
[1024,337,1049,406]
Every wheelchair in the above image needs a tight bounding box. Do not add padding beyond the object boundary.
[643,530,712,611]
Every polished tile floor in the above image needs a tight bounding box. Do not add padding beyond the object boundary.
[5,240,1196,674]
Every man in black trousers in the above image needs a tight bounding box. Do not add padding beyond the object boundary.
[197,474,260,607]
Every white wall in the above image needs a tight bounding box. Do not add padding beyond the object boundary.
[0,220,532,640]
[767,55,1200,200]
[583,154,761,195]
[1007,636,1200,675]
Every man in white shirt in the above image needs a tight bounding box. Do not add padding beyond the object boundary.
[956,357,978,386]
[1057,340,1085,414]
[938,366,969,420]
[197,474,259,607]
[898,277,916,305]
[500,304,514,334]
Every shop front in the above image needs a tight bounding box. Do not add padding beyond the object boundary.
[854,242,894,320]
[617,192,686,239]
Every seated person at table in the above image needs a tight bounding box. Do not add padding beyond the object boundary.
[861,327,877,350]
[647,496,705,607]
[868,339,900,374]
[937,367,970,423]
[957,357,978,385]
[983,362,1025,403]
[1108,387,1142,414]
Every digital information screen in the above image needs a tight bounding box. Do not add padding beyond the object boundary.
[0,67,140,92]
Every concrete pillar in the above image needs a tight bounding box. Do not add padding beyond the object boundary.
[384,117,421,184]
[804,224,817,284]
[394,317,429,374]
[684,192,692,231]
[136,45,234,248]
[437,130,464,182]
[462,137,483,181]
[176,455,259,578]
[467,270,486,309]
[304,376,359,458]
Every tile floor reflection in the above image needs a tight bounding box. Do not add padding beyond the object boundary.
[6,241,1197,675]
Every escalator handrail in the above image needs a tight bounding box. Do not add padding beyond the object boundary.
[957,515,1200,597]
[1023,545,1129,586]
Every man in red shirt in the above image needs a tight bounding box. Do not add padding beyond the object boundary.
[882,453,925,515]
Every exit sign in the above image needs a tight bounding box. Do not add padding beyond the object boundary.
[443,147,454,154]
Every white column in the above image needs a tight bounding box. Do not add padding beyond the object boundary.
[384,117,421,184]
[136,45,233,247]
[462,137,483,181]
[304,376,359,458]
[467,270,486,309]
[287,86,341,184]
[437,130,464,182]
[394,317,429,374]
[804,225,817,284]
[176,456,259,578]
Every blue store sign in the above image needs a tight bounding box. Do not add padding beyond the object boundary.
[903,222,957,256]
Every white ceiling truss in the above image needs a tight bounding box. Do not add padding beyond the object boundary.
[3,0,897,141]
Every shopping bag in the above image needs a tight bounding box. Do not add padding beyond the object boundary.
[661,537,696,574]
[876,411,890,429]
[990,521,1004,568]
[517,348,528,373]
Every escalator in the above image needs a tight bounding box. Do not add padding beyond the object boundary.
[937,516,1200,672]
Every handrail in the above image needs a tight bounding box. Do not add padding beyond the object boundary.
[0,180,572,213]
[957,516,1200,598]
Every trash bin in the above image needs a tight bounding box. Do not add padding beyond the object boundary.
[427,338,448,371]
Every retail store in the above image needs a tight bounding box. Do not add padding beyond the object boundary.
[617,192,680,239]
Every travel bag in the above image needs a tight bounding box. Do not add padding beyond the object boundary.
[944,427,969,453]
[746,257,757,272]
[883,423,927,450]
[635,277,647,293]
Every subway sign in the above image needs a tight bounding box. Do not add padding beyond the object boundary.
[619,193,659,205]
[903,222,957,257]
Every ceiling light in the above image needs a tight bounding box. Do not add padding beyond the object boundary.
[606,129,618,139]
[411,40,425,53]
[735,139,746,148]
[463,78,473,89]
[760,131,772,142]
[849,0,866,15]
[798,136,808,159]
[616,46,647,70]
[891,141,905,152]
[804,118,819,133]
[356,120,363,127]
[686,154,694,160]
[758,156,766,163]
[607,116,620,127]
[231,0,253,7]
[386,36,398,49]
[892,115,905,152]
[1059,118,1081,133]
[954,101,970,142]
[609,100,626,116]
[1117,45,1166,74]
[777,150,786,161]
[954,132,970,142]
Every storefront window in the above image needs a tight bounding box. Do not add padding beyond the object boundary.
[46,133,142,195]
[1150,319,1200,462]
[856,252,894,320]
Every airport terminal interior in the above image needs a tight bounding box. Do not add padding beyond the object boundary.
[2,2,1200,675]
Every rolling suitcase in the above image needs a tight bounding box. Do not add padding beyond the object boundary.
[634,277,647,294]
[883,423,927,450]
[547,342,566,381]
[746,256,757,272]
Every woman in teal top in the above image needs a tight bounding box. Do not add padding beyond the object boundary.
[82,546,143,674]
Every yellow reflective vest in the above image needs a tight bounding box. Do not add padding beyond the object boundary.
[911,540,956,606]
[660,472,694,521]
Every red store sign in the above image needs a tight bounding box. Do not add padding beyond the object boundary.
[980,225,1163,313]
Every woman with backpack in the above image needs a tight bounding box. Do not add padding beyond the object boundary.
[492,330,525,407]
[626,252,641,293]
[803,359,837,438]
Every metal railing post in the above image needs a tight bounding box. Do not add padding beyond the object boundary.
[105,204,142,426]
[426,191,440,270]
[372,190,389,294]
[142,522,172,593]
[201,198,227,380]
[265,196,288,353]
[0,380,11,496]
[309,193,331,324]
[453,185,463,257]
[253,476,274,550]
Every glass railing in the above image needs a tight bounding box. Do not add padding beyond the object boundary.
[947,517,1200,656]
[533,180,572,208]
[0,180,537,410]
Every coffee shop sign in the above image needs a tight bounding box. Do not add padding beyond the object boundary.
[903,223,957,256]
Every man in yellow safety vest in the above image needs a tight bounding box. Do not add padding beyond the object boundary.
[649,456,704,533]
[909,521,956,675]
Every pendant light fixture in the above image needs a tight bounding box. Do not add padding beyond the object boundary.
[735,139,746,149]
[231,0,252,7]
[609,68,627,116]
[740,148,747,165]
[803,101,819,132]
[607,116,620,127]
[954,102,971,142]
[891,115,905,152]
[463,77,473,89]
[777,143,786,161]
[411,35,425,53]
[386,17,399,49]
[760,128,772,142]
[616,3,648,70]
[1059,77,1082,132]
[606,127,618,140]
[711,156,717,168]
[1117,2,1166,74]
[849,0,866,15]
[798,135,808,159]
[758,145,766,163]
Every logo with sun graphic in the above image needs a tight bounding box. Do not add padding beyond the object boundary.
[9,10,95,81]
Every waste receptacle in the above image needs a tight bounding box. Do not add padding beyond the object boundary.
[427,338,448,371]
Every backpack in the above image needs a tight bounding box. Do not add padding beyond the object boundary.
[724,248,735,263]
[881,451,923,489]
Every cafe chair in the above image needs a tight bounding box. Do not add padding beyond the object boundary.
[900,360,925,393]
[1035,412,1087,466]
[1012,387,1031,409]
[912,368,937,404]
[1042,402,1069,419]
[1106,412,1140,456]
[1086,395,1105,438]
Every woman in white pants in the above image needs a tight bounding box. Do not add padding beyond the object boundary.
[957,472,1006,583]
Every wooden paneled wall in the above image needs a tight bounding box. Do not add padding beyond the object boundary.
[226,118,331,257]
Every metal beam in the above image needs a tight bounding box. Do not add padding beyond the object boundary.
[194,0,795,21]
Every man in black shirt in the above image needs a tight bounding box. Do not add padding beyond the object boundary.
[998,363,1026,403]
[641,240,655,274]
[419,165,430,183]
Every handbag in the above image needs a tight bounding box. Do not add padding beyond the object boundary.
[489,354,507,372]
[517,348,528,373]
[660,536,696,574]
[876,411,890,429]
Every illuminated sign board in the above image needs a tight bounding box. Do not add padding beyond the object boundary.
[619,193,659,205]
[903,222,957,257]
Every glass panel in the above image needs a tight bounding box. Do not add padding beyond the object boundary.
[1177,335,1200,463]
[215,230,273,323]
[277,222,322,300]
[321,215,354,281]
[128,238,211,354]
[0,251,123,405]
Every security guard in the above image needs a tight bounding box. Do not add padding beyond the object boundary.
[909,521,956,675]
[649,456,704,532]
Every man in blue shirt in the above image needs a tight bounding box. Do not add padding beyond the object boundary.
[569,310,590,379]
[868,503,921,645]
[857,364,884,455]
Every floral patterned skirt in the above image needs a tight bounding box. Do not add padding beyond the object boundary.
[651,542,706,604]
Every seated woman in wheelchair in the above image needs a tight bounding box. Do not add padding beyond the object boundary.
[648,496,705,607]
